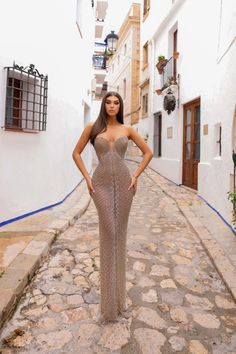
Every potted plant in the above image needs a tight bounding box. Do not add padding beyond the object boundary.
[156,55,168,74]
[155,82,170,95]
[227,190,236,227]
[155,88,162,95]
[167,75,177,85]
[158,55,166,61]
[173,51,179,60]
[161,82,170,91]
[227,150,236,228]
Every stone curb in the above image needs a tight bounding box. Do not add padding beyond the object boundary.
[0,189,91,329]
[126,156,236,303]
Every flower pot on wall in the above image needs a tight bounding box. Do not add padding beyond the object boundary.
[155,89,162,95]
[156,59,168,74]
[173,51,179,59]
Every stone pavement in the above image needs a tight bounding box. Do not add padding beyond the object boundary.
[0,180,90,329]
[0,159,236,353]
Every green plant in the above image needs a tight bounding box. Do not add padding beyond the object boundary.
[158,55,166,62]
[160,83,169,91]
[160,76,178,92]
[227,190,236,208]
[227,190,236,227]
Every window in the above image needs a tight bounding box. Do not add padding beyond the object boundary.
[142,95,145,114]
[124,43,127,56]
[215,123,222,157]
[154,113,162,157]
[142,93,148,115]
[143,42,148,67]
[143,0,150,17]
[173,29,178,80]
[5,78,22,129]
[4,63,48,132]
[123,78,126,100]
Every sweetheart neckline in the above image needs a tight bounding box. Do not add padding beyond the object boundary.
[95,135,129,144]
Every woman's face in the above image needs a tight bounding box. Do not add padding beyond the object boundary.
[105,95,120,117]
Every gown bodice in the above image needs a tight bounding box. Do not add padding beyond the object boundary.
[93,135,129,161]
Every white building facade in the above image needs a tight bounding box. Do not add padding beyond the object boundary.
[143,0,236,226]
[0,0,95,224]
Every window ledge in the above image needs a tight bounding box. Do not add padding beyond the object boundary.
[142,10,150,22]
[3,127,40,134]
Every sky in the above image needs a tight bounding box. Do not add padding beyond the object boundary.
[102,0,141,42]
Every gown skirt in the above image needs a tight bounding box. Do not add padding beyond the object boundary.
[91,135,134,322]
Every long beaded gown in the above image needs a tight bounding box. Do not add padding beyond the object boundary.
[90,135,134,322]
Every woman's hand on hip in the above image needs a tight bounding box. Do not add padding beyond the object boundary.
[128,176,137,196]
[86,177,95,196]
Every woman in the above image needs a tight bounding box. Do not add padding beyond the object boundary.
[72,91,153,323]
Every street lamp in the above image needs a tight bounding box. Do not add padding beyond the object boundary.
[104,30,119,54]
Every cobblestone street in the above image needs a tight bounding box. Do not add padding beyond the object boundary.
[0,160,236,353]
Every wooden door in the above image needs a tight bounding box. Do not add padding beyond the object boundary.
[153,112,162,157]
[182,98,201,190]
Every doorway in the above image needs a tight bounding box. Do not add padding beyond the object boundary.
[182,98,201,190]
[153,112,162,157]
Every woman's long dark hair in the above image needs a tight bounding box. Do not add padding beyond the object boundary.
[90,91,124,145]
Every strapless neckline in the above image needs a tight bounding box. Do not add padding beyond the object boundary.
[95,135,129,144]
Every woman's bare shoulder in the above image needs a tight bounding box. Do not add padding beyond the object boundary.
[86,121,94,128]
[124,125,134,138]
[85,121,94,133]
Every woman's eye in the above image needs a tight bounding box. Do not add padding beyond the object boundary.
[105,101,119,105]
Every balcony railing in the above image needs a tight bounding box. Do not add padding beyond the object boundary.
[93,54,107,70]
[161,56,177,87]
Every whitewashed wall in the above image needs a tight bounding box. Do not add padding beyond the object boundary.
[148,0,236,224]
[0,0,94,223]
[137,0,174,141]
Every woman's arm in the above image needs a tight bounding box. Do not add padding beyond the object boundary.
[72,122,94,182]
[128,126,153,179]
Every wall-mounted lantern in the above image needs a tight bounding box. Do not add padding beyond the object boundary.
[104,30,119,55]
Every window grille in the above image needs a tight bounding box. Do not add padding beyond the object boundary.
[4,62,48,132]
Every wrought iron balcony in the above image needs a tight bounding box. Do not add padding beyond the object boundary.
[93,54,107,70]
[161,56,177,88]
